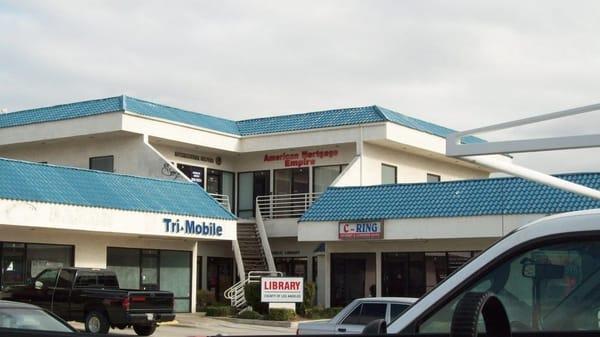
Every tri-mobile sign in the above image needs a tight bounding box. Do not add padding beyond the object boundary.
[261,277,304,303]
[338,221,384,240]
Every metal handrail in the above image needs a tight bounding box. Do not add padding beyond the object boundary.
[209,193,231,211]
[224,271,283,309]
[256,192,322,219]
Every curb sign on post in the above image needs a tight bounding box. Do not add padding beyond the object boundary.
[261,277,304,303]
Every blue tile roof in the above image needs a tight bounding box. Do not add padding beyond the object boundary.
[300,173,600,222]
[0,158,235,220]
[0,96,483,142]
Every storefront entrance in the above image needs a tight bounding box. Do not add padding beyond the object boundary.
[207,257,234,303]
[106,247,192,312]
[330,253,375,307]
[381,251,477,298]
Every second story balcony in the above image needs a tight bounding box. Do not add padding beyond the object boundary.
[256,192,322,220]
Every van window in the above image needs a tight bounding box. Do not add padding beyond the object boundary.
[418,239,600,333]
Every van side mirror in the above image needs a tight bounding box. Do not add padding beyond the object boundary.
[362,319,387,335]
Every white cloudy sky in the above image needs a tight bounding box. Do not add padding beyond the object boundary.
[1,1,600,174]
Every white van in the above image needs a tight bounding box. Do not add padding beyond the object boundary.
[386,208,600,335]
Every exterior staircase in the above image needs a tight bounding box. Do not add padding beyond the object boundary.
[237,222,269,272]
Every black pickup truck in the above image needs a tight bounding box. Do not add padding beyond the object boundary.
[3,267,175,336]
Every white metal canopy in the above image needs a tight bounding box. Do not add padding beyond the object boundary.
[446,103,600,200]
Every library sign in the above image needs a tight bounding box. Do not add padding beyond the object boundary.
[339,221,384,240]
[263,149,339,168]
[261,277,304,303]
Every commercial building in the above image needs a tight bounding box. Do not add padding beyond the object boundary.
[0,95,598,310]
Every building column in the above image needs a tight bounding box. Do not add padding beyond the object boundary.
[201,256,208,290]
[190,242,198,313]
[375,251,382,297]
[324,252,331,308]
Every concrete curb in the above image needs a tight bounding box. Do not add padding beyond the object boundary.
[214,317,298,328]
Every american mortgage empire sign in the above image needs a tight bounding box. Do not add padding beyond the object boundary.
[263,149,339,168]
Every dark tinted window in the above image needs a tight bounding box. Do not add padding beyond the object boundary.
[360,303,387,324]
[75,273,97,287]
[97,274,119,288]
[56,269,75,288]
[89,156,114,172]
[390,303,410,321]
[36,269,58,288]
[341,303,362,324]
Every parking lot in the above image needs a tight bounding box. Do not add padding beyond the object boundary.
[69,315,296,337]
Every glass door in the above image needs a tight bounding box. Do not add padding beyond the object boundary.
[274,168,309,195]
[207,257,233,302]
[331,254,367,307]
[237,171,270,218]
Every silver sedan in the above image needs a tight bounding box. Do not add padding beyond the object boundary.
[297,297,417,335]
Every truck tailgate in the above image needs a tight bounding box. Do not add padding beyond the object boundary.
[126,291,174,312]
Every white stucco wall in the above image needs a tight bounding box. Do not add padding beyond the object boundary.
[0,133,168,179]
[361,142,489,185]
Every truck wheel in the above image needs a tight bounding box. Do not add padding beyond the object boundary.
[85,310,110,334]
[133,324,157,336]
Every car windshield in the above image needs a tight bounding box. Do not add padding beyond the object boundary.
[0,308,74,332]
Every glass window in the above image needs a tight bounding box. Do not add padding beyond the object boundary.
[27,244,73,278]
[391,303,410,321]
[342,304,363,324]
[313,165,344,193]
[427,173,441,182]
[275,257,308,280]
[381,164,397,184]
[35,269,58,288]
[1,243,25,288]
[360,303,388,324]
[56,269,75,289]
[425,252,447,291]
[141,252,158,290]
[222,171,235,212]
[107,247,140,289]
[160,250,191,312]
[177,163,204,186]
[89,155,114,172]
[419,240,600,333]
[274,169,292,195]
[238,172,254,218]
[0,308,73,332]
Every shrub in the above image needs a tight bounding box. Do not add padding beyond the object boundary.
[237,310,263,320]
[296,282,317,315]
[196,289,216,310]
[304,307,343,319]
[267,308,296,321]
[244,282,268,314]
[205,306,233,317]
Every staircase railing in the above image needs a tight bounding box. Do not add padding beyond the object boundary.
[256,192,322,219]
[209,193,231,211]
[224,271,283,309]
[255,199,276,272]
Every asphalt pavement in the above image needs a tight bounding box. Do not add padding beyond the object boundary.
[69,315,297,337]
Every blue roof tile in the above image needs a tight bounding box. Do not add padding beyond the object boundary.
[0,158,235,220]
[0,97,483,143]
[300,173,600,222]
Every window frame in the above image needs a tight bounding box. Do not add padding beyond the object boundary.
[411,232,600,333]
[381,163,397,184]
[88,155,114,172]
